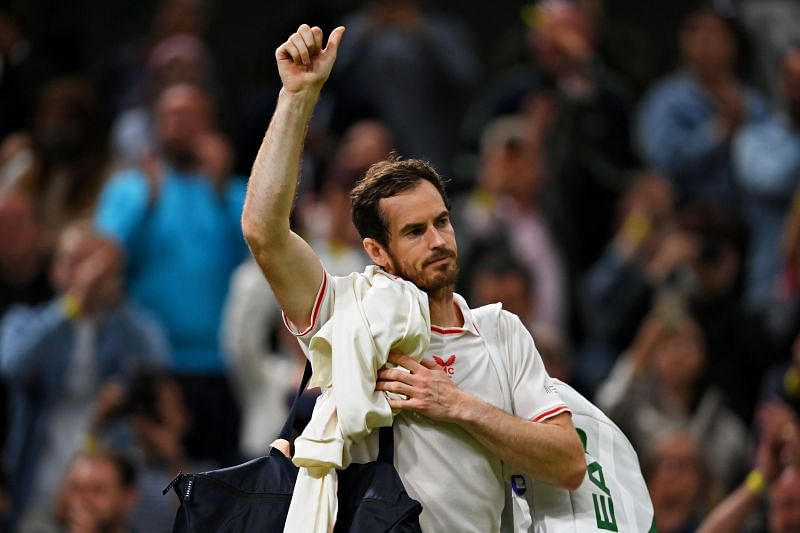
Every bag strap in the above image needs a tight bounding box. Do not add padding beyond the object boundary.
[376,425,394,464]
[270,360,313,456]
[271,360,396,463]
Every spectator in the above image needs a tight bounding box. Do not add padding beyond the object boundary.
[295,120,384,275]
[94,81,248,465]
[222,263,320,458]
[698,402,800,533]
[466,0,637,271]
[645,431,716,533]
[0,185,54,472]
[596,307,749,491]
[585,198,769,420]
[733,43,800,315]
[0,77,110,246]
[0,185,53,320]
[330,0,479,175]
[0,223,166,526]
[53,451,138,533]
[636,5,768,212]
[110,33,219,171]
[93,0,221,117]
[579,172,677,386]
[452,114,567,332]
[89,370,203,533]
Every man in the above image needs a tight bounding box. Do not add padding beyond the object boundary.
[241,25,585,532]
[1,224,166,526]
[56,451,138,533]
[95,81,247,464]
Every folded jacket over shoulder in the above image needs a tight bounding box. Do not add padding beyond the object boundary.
[285,266,430,533]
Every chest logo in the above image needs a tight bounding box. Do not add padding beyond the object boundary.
[432,354,456,377]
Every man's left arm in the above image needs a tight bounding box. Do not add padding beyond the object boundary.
[377,354,586,490]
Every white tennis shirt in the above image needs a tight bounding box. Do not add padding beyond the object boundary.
[286,269,568,532]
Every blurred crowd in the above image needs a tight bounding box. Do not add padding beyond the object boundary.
[1,0,800,531]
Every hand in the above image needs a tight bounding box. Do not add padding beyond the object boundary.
[67,239,123,315]
[276,24,345,94]
[629,311,668,375]
[90,381,126,432]
[645,230,698,283]
[755,403,800,483]
[376,353,468,422]
[708,79,745,137]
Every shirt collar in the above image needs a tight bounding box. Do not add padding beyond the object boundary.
[430,293,480,337]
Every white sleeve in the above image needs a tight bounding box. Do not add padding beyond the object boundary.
[281,271,334,346]
[502,312,570,422]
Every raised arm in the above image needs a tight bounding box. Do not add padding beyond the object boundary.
[241,24,345,329]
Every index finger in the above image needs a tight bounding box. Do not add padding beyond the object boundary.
[387,353,424,372]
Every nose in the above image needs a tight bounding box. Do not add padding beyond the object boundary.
[426,225,447,248]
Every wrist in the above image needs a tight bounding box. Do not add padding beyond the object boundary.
[745,469,766,495]
[61,294,82,320]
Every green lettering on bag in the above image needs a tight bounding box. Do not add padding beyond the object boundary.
[592,493,619,532]
[588,461,610,496]
[579,428,619,531]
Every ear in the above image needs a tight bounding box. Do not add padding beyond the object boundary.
[363,238,393,271]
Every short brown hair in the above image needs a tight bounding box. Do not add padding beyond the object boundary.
[350,155,450,247]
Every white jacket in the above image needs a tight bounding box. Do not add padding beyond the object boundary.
[285,266,430,532]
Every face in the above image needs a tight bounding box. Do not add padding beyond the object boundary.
[653,318,706,389]
[156,84,211,168]
[62,456,134,530]
[368,180,458,294]
[680,12,736,78]
[648,434,704,511]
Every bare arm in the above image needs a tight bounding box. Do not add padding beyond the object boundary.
[377,354,586,490]
[241,24,345,329]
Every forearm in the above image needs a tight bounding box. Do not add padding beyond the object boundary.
[457,397,585,490]
[697,483,760,533]
[242,88,319,248]
[0,300,70,380]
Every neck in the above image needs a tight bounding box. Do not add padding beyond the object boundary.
[427,285,462,327]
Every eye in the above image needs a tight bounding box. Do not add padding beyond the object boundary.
[435,215,450,227]
[408,227,424,236]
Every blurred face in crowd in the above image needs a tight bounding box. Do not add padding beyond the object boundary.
[652,317,706,390]
[156,83,213,170]
[471,269,532,319]
[680,11,737,80]
[770,467,800,533]
[648,433,706,521]
[0,191,40,275]
[61,455,136,531]
[374,180,459,294]
[479,120,544,199]
[527,0,594,76]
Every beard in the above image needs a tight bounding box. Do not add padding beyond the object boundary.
[387,248,459,294]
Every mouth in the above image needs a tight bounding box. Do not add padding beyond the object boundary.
[424,253,453,267]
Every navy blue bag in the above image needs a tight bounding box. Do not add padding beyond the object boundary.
[165,362,422,532]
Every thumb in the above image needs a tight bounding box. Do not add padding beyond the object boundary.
[324,26,346,54]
